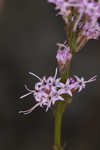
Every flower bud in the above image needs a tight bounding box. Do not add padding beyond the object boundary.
[56,42,72,73]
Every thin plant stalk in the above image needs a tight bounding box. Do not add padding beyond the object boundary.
[54,102,63,149]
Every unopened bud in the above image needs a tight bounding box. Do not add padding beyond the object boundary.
[56,42,72,73]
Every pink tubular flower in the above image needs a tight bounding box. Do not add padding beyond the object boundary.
[59,78,77,96]
[82,21,100,40]
[56,41,72,72]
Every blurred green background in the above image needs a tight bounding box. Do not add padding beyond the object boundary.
[0,0,100,150]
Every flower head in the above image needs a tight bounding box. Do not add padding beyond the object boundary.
[48,0,100,40]
[19,68,64,114]
[19,68,97,114]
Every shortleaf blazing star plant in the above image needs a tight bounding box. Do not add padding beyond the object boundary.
[19,0,100,150]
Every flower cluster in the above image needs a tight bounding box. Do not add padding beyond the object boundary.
[19,68,96,114]
[19,1,98,115]
[48,0,100,40]
[56,41,72,72]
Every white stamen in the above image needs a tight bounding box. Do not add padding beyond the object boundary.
[54,68,58,79]
[24,84,33,92]
[19,102,41,115]
[57,43,67,49]
[20,91,33,99]
[85,75,97,83]
[29,72,41,81]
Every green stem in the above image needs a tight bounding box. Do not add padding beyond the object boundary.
[54,101,63,149]
[54,58,71,150]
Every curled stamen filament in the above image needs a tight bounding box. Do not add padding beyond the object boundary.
[29,72,41,81]
[19,102,41,115]
[85,75,97,83]
[20,85,34,99]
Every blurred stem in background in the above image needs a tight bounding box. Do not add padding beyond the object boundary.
[0,0,5,14]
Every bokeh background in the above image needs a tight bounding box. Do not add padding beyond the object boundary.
[0,0,100,150]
